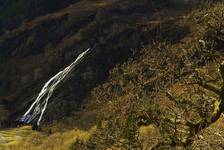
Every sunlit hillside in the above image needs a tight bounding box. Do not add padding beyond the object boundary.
[0,0,224,150]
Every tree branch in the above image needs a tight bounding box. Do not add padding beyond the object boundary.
[198,81,221,95]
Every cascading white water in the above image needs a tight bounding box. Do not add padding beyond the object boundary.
[20,48,91,126]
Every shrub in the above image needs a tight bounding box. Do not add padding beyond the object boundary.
[191,2,224,51]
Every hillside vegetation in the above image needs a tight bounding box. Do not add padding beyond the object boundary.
[71,2,224,149]
[0,1,224,150]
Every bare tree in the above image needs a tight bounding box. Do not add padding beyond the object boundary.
[192,61,224,126]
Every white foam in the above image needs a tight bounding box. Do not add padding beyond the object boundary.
[21,48,91,126]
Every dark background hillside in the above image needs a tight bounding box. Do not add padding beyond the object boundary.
[0,0,164,128]
[0,0,80,33]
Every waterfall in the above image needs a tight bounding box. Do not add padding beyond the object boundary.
[20,48,91,126]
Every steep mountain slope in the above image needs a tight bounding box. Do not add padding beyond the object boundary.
[0,0,200,128]
[0,0,160,127]
[80,2,224,149]
[0,0,80,34]
[0,0,224,150]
